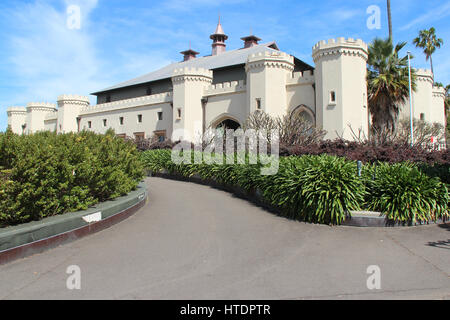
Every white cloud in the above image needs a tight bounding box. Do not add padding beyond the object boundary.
[400,1,450,31]
[2,0,105,106]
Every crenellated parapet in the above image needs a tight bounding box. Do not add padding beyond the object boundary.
[245,51,294,72]
[286,70,315,86]
[432,86,446,98]
[57,94,90,107]
[204,80,246,96]
[171,67,213,84]
[415,69,434,84]
[26,102,57,112]
[7,106,27,115]
[81,92,173,115]
[312,38,368,63]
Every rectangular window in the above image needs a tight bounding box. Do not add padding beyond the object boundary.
[154,130,166,142]
[88,121,92,129]
[103,119,107,127]
[134,132,145,141]
[177,108,182,119]
[330,91,336,103]
[256,98,262,110]
[137,114,143,123]
[420,113,425,121]
[119,117,124,125]
[105,95,111,103]
[157,112,163,121]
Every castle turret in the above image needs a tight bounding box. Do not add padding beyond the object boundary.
[431,86,446,130]
[26,102,57,134]
[413,69,433,121]
[210,17,228,56]
[57,95,90,133]
[7,106,27,134]
[171,68,213,142]
[245,51,295,118]
[313,38,369,140]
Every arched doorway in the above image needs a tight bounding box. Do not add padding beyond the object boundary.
[215,118,241,130]
[291,105,315,126]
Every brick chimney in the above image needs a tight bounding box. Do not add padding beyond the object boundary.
[241,35,261,48]
[180,49,199,61]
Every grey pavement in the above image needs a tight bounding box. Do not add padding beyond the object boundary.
[0,177,449,300]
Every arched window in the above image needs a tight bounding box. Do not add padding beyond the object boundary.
[291,105,315,126]
[215,118,241,130]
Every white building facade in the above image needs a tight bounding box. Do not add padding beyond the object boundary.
[6,22,447,143]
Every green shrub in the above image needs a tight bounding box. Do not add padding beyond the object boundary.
[258,155,365,224]
[0,130,143,227]
[365,162,449,223]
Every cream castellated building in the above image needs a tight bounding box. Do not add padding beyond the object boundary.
[6,21,447,142]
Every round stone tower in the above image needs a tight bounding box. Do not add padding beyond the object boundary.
[313,38,369,140]
[57,95,90,133]
[26,102,57,134]
[7,106,27,134]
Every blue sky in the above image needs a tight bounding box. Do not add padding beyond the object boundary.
[1,0,449,131]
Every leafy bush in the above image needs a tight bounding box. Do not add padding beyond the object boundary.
[258,155,365,225]
[282,140,449,183]
[364,162,448,223]
[0,129,143,227]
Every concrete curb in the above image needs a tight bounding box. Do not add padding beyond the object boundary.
[0,181,148,265]
[151,172,447,228]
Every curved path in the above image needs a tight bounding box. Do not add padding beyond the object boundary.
[0,177,449,299]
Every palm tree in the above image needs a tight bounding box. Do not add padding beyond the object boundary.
[367,38,416,135]
[413,27,443,78]
[387,0,393,40]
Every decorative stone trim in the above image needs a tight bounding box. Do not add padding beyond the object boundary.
[80,92,173,115]
[26,102,57,112]
[415,69,434,84]
[432,88,446,99]
[171,75,213,84]
[286,70,315,86]
[6,107,26,116]
[171,67,213,84]
[312,37,368,62]
[204,80,246,96]
[245,51,295,72]
[57,94,90,103]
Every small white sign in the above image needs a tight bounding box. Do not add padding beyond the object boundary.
[82,211,102,223]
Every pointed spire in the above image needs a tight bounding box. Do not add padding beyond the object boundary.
[210,15,228,55]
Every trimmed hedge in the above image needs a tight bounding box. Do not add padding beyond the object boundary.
[141,149,449,225]
[0,129,144,227]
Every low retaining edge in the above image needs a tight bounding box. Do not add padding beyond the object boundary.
[0,181,148,265]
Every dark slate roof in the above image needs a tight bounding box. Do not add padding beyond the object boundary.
[92,42,313,95]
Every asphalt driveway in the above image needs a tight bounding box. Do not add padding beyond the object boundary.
[0,177,449,299]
